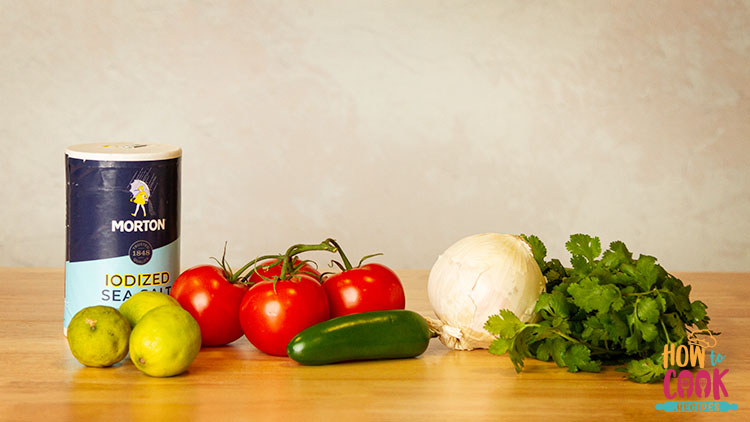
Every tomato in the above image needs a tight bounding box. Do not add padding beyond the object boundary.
[245,258,321,285]
[170,265,249,346]
[322,263,405,317]
[239,275,329,356]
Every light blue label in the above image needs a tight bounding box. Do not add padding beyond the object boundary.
[64,239,180,329]
[655,401,738,413]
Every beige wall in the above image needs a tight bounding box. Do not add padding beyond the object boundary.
[1,1,749,271]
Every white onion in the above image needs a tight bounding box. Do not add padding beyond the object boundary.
[426,233,546,350]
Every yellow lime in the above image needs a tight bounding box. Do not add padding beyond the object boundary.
[67,306,131,367]
[119,290,180,328]
[129,305,201,377]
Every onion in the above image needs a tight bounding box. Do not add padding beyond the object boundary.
[426,233,546,350]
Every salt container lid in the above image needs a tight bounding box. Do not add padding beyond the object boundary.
[65,143,182,162]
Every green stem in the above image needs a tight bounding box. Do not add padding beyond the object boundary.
[230,254,283,282]
[326,238,353,270]
[279,240,338,280]
[622,288,670,297]
[522,323,607,354]
[660,318,673,344]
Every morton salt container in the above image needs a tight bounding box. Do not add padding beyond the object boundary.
[64,143,181,333]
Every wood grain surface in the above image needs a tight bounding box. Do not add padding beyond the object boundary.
[0,268,747,421]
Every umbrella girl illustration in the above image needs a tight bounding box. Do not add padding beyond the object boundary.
[129,180,150,217]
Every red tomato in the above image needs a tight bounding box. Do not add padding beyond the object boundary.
[170,265,249,346]
[246,258,321,285]
[239,275,329,356]
[322,263,405,317]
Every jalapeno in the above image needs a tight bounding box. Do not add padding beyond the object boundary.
[287,310,433,365]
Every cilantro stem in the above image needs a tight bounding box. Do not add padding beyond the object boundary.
[660,319,672,344]
[551,329,577,344]
[525,323,608,354]
[552,330,608,353]
[622,288,670,297]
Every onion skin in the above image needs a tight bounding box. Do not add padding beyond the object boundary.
[427,233,546,350]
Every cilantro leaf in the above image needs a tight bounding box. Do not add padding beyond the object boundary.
[621,355,665,383]
[625,333,641,353]
[531,321,557,342]
[567,277,622,314]
[536,337,568,366]
[662,313,687,343]
[635,255,660,291]
[689,300,708,324]
[488,337,511,356]
[506,327,535,373]
[520,234,547,271]
[563,344,601,372]
[636,297,660,324]
[550,315,571,334]
[639,322,659,342]
[673,284,693,314]
[581,315,606,344]
[655,291,667,312]
[599,312,628,343]
[484,309,525,339]
[600,241,632,269]
[570,255,590,273]
[566,234,602,263]
[534,290,570,318]
[543,259,568,285]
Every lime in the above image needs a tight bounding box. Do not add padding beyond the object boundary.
[119,290,180,328]
[129,305,202,377]
[67,306,131,367]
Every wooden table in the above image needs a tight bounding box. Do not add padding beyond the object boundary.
[0,268,747,421]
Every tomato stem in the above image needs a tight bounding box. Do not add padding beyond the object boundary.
[357,252,384,267]
[224,238,353,288]
[326,239,383,270]
[230,254,283,283]
[326,238,353,271]
[279,240,339,280]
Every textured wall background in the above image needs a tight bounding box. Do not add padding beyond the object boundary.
[1,1,749,271]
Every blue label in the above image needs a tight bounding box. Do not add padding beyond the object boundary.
[64,240,180,328]
[655,401,738,413]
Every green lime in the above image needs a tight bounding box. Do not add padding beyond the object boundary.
[129,305,201,377]
[119,290,180,328]
[67,306,131,367]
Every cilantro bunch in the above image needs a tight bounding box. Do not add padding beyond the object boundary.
[485,234,713,383]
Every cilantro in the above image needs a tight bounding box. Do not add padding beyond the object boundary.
[565,234,601,264]
[563,344,600,372]
[534,290,570,318]
[636,297,660,324]
[567,277,624,314]
[535,337,567,365]
[487,234,716,383]
[484,309,525,339]
[617,354,666,383]
[520,234,547,271]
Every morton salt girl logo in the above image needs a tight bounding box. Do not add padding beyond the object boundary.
[654,327,738,413]
[129,179,150,217]
[111,170,166,234]
[128,167,155,217]
[110,169,167,266]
